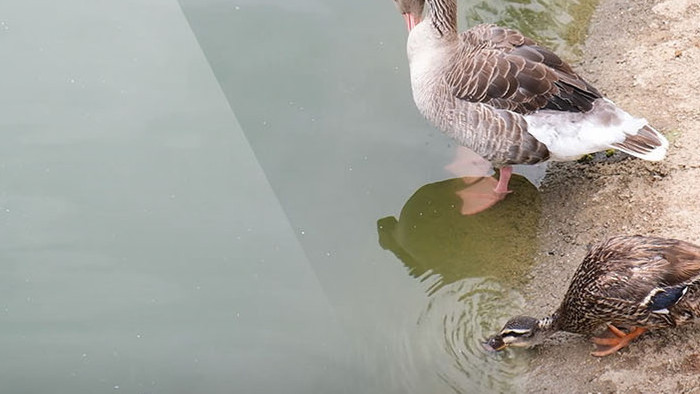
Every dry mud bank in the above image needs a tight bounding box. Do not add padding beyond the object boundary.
[520,0,700,392]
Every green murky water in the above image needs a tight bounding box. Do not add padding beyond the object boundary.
[377,176,541,391]
[1,0,594,392]
[378,176,541,294]
[463,0,599,60]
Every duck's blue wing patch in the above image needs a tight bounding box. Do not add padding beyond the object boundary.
[648,285,688,312]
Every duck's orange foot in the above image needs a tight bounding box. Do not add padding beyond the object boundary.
[590,325,647,357]
[455,176,508,215]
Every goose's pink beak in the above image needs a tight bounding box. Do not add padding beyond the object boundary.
[403,13,420,32]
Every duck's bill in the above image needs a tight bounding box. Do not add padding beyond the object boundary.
[482,336,507,352]
[403,13,421,32]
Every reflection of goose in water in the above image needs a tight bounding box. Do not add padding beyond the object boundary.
[378,175,540,294]
[377,176,541,391]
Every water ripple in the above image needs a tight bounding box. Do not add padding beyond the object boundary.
[414,278,529,393]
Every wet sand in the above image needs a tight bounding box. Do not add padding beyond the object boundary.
[517,0,700,391]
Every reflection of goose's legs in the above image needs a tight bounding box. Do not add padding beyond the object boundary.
[455,177,508,215]
[493,166,513,194]
[445,147,509,215]
[590,325,647,357]
[444,146,491,178]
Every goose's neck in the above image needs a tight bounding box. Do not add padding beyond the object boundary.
[426,0,457,37]
[406,0,459,129]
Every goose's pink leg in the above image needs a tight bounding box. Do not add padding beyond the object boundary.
[494,166,513,194]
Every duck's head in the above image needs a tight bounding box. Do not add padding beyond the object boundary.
[483,315,552,351]
[392,0,424,32]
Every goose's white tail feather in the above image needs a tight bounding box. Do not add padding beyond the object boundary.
[524,98,668,162]
[611,124,668,161]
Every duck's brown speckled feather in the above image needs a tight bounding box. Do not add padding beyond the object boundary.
[554,236,700,334]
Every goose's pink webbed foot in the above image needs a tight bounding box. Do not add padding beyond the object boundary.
[455,177,509,215]
[445,147,510,215]
[444,146,491,178]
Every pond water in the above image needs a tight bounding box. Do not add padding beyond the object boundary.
[1,0,593,392]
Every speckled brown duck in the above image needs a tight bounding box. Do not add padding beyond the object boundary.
[484,235,700,356]
[391,0,668,195]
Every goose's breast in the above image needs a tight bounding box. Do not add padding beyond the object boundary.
[406,24,453,111]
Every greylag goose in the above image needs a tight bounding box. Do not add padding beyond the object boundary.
[392,0,668,196]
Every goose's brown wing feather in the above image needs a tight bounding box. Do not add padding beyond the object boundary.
[448,24,601,114]
[449,102,550,166]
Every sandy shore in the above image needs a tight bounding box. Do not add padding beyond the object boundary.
[519,0,700,391]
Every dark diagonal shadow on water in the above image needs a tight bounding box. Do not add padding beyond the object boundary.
[378,175,541,392]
